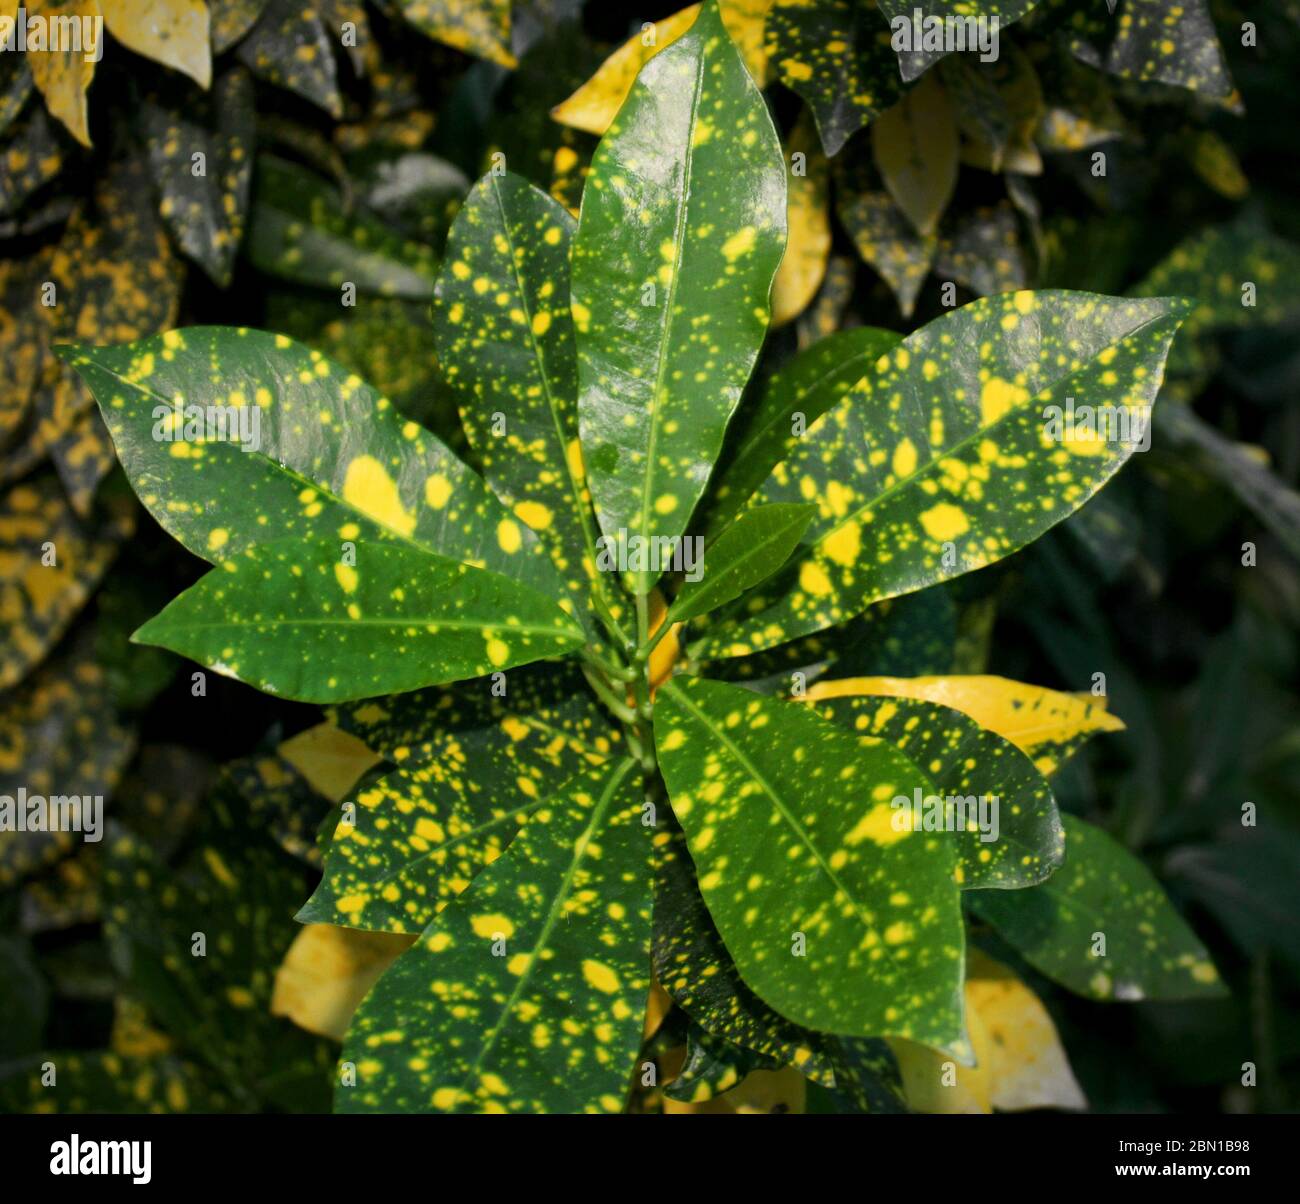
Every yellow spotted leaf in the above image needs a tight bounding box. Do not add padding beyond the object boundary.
[24,0,100,146]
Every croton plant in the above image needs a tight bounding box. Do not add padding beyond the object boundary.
[62,1,1224,1114]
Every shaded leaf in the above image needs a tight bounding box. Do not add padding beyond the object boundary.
[396,0,516,68]
[766,0,901,156]
[663,1021,780,1102]
[236,0,342,117]
[209,0,269,53]
[872,72,959,237]
[246,155,439,298]
[141,67,256,286]
[878,0,1043,82]
[970,815,1227,1001]
[838,188,936,318]
[771,107,831,327]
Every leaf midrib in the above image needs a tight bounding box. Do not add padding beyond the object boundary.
[450,757,638,1111]
[634,31,706,586]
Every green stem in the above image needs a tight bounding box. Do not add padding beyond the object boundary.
[580,663,637,725]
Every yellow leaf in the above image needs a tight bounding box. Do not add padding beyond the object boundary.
[103,0,212,89]
[277,722,382,803]
[271,923,415,1041]
[803,674,1124,775]
[871,71,958,237]
[551,1,771,136]
[890,951,1086,1113]
[772,109,830,327]
[643,977,674,1041]
[24,0,100,147]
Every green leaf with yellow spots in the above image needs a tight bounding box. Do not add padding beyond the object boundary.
[236,0,343,117]
[63,328,566,603]
[0,473,133,691]
[808,694,1064,889]
[664,1021,781,1102]
[132,537,585,704]
[765,0,902,156]
[655,676,967,1049]
[332,658,618,767]
[837,184,936,319]
[571,0,787,595]
[667,503,815,626]
[702,325,902,538]
[246,155,439,299]
[140,67,256,287]
[877,1,1044,82]
[210,0,270,54]
[305,666,614,933]
[396,0,516,68]
[652,825,836,1085]
[969,815,1228,1002]
[803,674,1123,777]
[691,290,1192,657]
[1066,0,1238,107]
[0,1051,230,1114]
[699,587,957,692]
[0,633,136,889]
[0,105,63,218]
[102,790,336,1108]
[338,757,652,1113]
[434,173,601,633]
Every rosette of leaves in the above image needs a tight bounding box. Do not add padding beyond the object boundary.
[64,1,1226,1115]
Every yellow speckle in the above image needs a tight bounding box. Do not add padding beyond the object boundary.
[335,563,358,593]
[207,528,229,552]
[513,500,553,530]
[486,637,510,667]
[920,502,969,541]
[799,560,832,597]
[822,521,860,567]
[582,959,621,994]
[425,473,452,509]
[471,913,515,939]
[531,311,552,337]
[722,226,757,262]
[845,802,912,847]
[980,377,1029,425]
[653,494,678,515]
[892,438,918,478]
[343,456,415,537]
[497,519,522,554]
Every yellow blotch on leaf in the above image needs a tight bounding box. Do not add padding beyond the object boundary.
[344,456,416,537]
[919,502,969,541]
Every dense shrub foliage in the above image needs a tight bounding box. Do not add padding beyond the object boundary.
[1,0,1298,1115]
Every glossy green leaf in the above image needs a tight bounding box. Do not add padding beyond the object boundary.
[434,173,600,627]
[133,537,584,703]
[692,291,1191,657]
[970,815,1227,1002]
[655,676,967,1049]
[246,156,439,299]
[571,0,786,594]
[811,694,1063,888]
[141,68,256,287]
[667,503,815,627]
[306,666,615,934]
[703,326,903,538]
[338,757,651,1113]
[62,328,566,603]
[765,0,902,156]
[652,825,836,1085]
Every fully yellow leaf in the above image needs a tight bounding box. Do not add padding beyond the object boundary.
[277,722,382,803]
[772,109,830,327]
[551,1,771,136]
[103,0,212,88]
[890,951,1086,1113]
[871,71,958,237]
[24,0,100,147]
[803,674,1124,775]
[271,923,415,1042]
